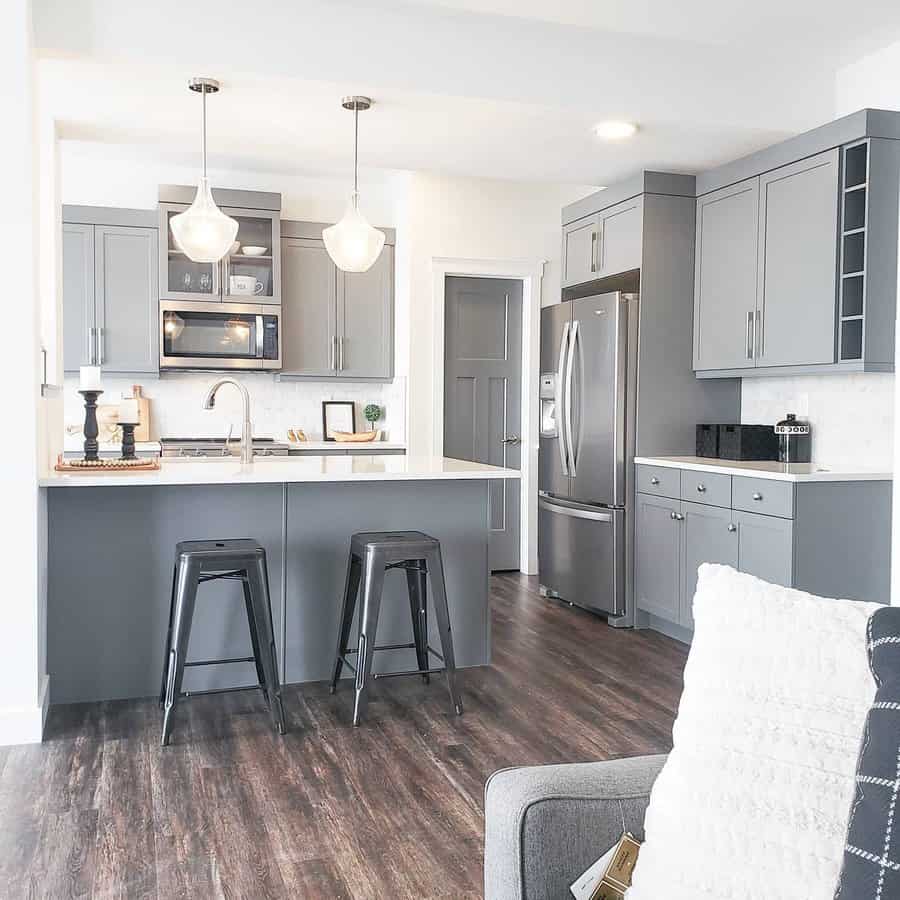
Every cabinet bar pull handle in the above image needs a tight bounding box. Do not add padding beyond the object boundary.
[747,311,754,359]
[88,326,96,365]
[339,336,344,371]
[331,335,337,371]
[590,231,597,272]
[650,476,660,485]
[756,309,763,357]
[97,327,105,365]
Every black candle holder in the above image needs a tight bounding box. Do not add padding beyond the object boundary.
[120,423,137,460]
[79,390,103,462]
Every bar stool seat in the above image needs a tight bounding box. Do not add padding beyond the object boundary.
[331,530,462,725]
[159,538,286,746]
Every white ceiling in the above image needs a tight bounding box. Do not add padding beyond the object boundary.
[32,0,900,186]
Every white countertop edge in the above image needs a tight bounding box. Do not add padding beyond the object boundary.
[39,456,520,488]
[634,456,892,482]
[288,441,407,451]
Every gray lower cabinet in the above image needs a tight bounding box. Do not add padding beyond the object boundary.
[634,493,681,623]
[280,232,394,379]
[63,221,158,375]
[680,501,738,629]
[733,509,793,588]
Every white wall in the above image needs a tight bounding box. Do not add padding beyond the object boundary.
[835,40,900,603]
[400,172,593,454]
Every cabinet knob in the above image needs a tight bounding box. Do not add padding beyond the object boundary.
[670,511,684,521]
[650,476,660,485]
[752,492,763,501]
[727,523,737,532]
[696,483,706,493]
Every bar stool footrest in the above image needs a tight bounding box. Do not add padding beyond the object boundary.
[184,656,256,667]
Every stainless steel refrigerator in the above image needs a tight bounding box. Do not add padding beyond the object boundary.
[538,292,637,622]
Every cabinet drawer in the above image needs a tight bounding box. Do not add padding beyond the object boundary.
[732,476,794,519]
[680,470,731,508]
[635,465,680,498]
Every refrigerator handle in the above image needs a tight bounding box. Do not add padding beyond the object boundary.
[538,497,613,523]
[564,319,578,477]
[556,321,570,476]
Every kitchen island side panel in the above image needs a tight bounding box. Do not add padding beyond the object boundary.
[284,480,491,684]
[47,484,285,704]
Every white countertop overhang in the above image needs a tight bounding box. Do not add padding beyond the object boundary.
[40,455,519,488]
[634,455,892,483]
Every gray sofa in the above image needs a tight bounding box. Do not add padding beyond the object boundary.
[483,754,667,900]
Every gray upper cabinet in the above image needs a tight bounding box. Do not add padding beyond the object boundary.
[280,229,394,380]
[562,215,599,287]
[339,245,394,379]
[561,198,643,288]
[756,150,839,368]
[680,501,738,629]
[634,493,681,623]
[63,224,95,372]
[280,238,338,377]
[94,226,159,374]
[693,179,759,372]
[63,220,158,375]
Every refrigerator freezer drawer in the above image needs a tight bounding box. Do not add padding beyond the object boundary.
[538,495,625,616]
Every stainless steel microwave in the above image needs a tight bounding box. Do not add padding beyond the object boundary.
[159,300,281,371]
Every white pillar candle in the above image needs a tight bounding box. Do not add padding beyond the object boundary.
[79,366,102,392]
[118,397,139,424]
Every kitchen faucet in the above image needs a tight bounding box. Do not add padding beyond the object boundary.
[202,379,254,464]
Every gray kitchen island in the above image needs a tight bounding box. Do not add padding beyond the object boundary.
[41,456,519,704]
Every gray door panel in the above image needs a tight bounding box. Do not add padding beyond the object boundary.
[280,238,338,376]
[94,225,158,374]
[444,276,522,571]
[562,216,599,287]
[693,179,759,371]
[735,510,793,588]
[539,303,572,499]
[538,497,624,615]
[339,245,393,379]
[569,293,627,506]
[680,501,738,629]
[757,149,839,367]
[635,493,681,622]
[63,223,95,373]
[598,198,643,277]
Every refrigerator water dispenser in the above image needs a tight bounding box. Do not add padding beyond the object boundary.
[540,373,558,438]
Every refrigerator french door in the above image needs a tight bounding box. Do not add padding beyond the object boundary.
[538,292,632,617]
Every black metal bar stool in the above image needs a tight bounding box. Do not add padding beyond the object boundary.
[330,530,463,725]
[159,539,286,746]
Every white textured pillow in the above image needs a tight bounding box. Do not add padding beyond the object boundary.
[627,564,881,900]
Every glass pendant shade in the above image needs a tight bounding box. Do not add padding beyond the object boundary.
[323,193,386,273]
[170,176,238,263]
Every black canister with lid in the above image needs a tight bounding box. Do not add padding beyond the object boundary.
[774,413,811,463]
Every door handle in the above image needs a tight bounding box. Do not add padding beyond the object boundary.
[500,436,520,445]
[538,498,612,523]
[97,327,105,365]
[88,326,96,365]
[330,334,337,371]
[339,335,344,371]
[756,308,763,357]
[590,231,598,273]
[564,320,579,475]
[556,322,570,476]
[747,311,754,359]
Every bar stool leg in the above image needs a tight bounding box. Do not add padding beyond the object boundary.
[247,553,286,736]
[406,562,430,683]
[426,547,463,716]
[159,563,178,707]
[353,550,385,726]
[161,557,201,746]
[331,553,362,693]
[241,574,269,703]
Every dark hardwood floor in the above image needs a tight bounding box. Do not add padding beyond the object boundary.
[0,574,687,899]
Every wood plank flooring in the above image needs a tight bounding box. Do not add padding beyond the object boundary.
[0,574,687,898]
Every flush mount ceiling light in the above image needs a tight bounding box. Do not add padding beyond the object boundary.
[323,96,386,273]
[593,120,639,140]
[169,77,238,263]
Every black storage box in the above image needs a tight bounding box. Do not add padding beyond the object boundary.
[696,424,719,458]
[717,424,779,461]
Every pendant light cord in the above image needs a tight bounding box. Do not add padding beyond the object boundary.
[353,104,359,205]
[201,85,208,179]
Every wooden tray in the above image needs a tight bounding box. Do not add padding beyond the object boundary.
[55,454,160,473]
[331,430,379,443]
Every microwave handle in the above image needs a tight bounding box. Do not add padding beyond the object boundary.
[256,316,265,358]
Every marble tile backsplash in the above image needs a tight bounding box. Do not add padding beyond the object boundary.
[64,374,406,444]
[740,373,893,469]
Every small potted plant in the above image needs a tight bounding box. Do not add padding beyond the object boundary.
[364,403,382,434]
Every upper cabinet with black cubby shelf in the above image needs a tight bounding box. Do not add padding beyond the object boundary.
[692,108,900,378]
[158,185,281,305]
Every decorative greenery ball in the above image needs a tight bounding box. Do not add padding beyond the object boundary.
[364,404,382,426]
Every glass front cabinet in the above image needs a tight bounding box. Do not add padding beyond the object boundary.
[158,187,281,305]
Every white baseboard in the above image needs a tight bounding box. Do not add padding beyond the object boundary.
[0,674,50,746]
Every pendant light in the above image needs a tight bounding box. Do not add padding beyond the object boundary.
[170,77,238,263]
[323,96,386,273]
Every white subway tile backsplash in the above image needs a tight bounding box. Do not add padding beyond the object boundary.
[64,374,406,444]
[740,373,893,469]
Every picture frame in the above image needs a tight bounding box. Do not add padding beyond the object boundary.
[322,401,356,441]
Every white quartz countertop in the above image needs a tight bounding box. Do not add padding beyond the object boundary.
[634,455,892,483]
[40,455,519,488]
